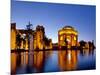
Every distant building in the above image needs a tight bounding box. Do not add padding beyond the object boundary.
[11,23,16,50]
[33,25,52,50]
[11,23,52,50]
[58,26,78,48]
[35,25,45,49]
[16,29,31,50]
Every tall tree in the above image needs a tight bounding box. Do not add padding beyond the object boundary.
[16,33,21,49]
[79,40,86,48]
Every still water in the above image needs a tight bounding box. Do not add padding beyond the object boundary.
[11,49,96,74]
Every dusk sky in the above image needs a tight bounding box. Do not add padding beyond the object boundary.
[11,0,96,43]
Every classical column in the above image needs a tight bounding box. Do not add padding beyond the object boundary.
[58,31,59,48]
[71,34,72,47]
[76,35,78,46]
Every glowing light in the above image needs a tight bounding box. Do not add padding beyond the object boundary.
[67,51,71,62]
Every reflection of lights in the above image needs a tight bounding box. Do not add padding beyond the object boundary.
[67,52,71,62]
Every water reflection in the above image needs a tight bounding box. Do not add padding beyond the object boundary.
[11,49,95,74]
[79,49,95,56]
[58,50,78,71]
[33,51,45,72]
[11,53,17,74]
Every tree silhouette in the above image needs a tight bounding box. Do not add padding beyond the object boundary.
[22,34,26,49]
[44,36,50,46]
[79,40,86,48]
[88,41,95,49]
[64,38,68,46]
[16,33,21,49]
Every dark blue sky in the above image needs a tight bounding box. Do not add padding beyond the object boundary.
[11,0,96,43]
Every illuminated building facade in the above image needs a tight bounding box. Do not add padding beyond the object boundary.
[11,23,52,50]
[11,23,16,50]
[16,29,30,50]
[58,26,78,48]
[35,25,45,49]
[33,25,52,50]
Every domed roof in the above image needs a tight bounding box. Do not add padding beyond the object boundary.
[63,26,74,30]
[58,25,78,35]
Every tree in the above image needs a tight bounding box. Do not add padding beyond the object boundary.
[79,40,86,48]
[16,33,21,49]
[88,41,95,49]
[44,36,50,46]
[64,38,68,46]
